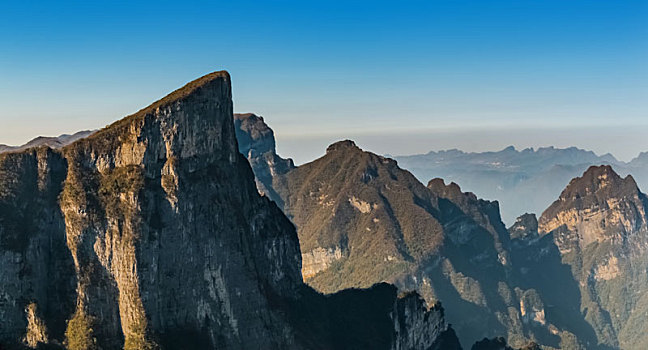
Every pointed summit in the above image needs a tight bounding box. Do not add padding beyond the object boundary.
[630,151,648,167]
[508,213,539,240]
[233,113,295,205]
[531,166,648,350]
[234,113,277,156]
[326,139,360,153]
[539,165,647,244]
[126,70,230,119]
[552,165,640,207]
[85,70,231,146]
[270,134,525,348]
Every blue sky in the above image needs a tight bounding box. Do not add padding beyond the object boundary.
[1,1,647,163]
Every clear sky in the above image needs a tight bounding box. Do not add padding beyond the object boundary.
[1,1,647,164]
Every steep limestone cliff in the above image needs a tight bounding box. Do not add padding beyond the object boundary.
[539,165,648,251]
[535,165,648,349]
[1,71,303,349]
[508,214,539,241]
[0,71,458,350]
[0,148,75,347]
[234,113,294,206]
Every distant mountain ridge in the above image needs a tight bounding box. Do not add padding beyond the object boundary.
[234,115,576,349]
[234,114,648,350]
[393,146,648,224]
[0,130,95,153]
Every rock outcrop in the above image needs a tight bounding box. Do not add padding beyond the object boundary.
[508,165,648,350]
[508,213,539,241]
[534,165,648,349]
[539,165,647,250]
[0,72,458,349]
[234,113,294,206]
[1,71,303,349]
[470,337,541,350]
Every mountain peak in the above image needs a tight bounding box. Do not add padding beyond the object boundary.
[630,151,648,167]
[234,112,276,156]
[233,112,295,205]
[558,165,638,202]
[134,70,230,116]
[428,177,464,197]
[585,164,617,175]
[326,139,359,153]
[508,213,539,240]
[88,71,231,142]
[539,165,647,240]
[0,70,464,349]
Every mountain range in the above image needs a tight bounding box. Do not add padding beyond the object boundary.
[393,147,648,224]
[0,131,95,154]
[2,71,647,350]
[235,113,648,350]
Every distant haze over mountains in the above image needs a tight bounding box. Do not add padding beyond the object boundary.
[3,126,647,228]
[0,130,95,153]
[235,112,648,349]
[394,146,648,224]
[1,79,646,349]
[273,125,648,167]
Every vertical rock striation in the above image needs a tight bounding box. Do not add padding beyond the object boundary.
[0,147,75,347]
[0,71,457,350]
[1,71,303,349]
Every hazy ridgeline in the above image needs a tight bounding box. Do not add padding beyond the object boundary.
[395,148,648,224]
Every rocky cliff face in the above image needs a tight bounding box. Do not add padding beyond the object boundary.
[1,71,303,349]
[506,165,648,350]
[534,165,648,349]
[470,337,541,350]
[0,71,459,350]
[0,147,75,347]
[508,214,539,241]
[233,113,294,206]
[539,165,648,250]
